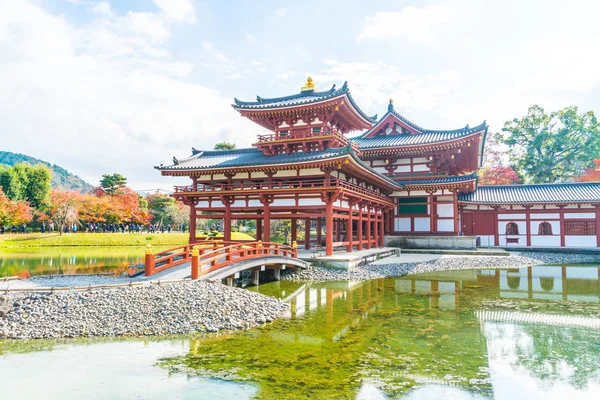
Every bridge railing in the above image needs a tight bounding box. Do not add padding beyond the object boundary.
[144,241,298,278]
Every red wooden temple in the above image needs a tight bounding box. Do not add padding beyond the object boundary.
[157,78,600,253]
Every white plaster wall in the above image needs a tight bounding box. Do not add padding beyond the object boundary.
[300,168,323,176]
[414,218,430,231]
[196,201,210,208]
[248,200,262,207]
[531,236,561,247]
[530,221,560,234]
[565,212,595,219]
[565,236,597,247]
[272,199,295,206]
[372,160,387,166]
[395,158,411,165]
[298,198,324,206]
[231,200,246,207]
[413,164,430,172]
[498,235,527,246]
[437,196,454,202]
[250,172,267,179]
[498,214,526,220]
[396,165,411,173]
[340,200,349,209]
[531,213,560,219]
[395,218,411,231]
[212,174,226,181]
[276,170,297,177]
[372,167,388,174]
[413,157,429,163]
[477,235,494,247]
[437,204,454,218]
[404,190,428,196]
[437,219,454,232]
[209,200,224,208]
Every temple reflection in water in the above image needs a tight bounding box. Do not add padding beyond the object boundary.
[176,265,600,399]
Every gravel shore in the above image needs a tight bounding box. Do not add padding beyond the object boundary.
[0,281,288,340]
[282,254,545,282]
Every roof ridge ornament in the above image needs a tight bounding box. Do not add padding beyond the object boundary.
[388,98,394,112]
[301,77,316,92]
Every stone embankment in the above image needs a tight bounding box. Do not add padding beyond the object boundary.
[281,252,580,282]
[0,281,287,340]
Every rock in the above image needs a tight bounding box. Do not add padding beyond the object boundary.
[0,295,12,318]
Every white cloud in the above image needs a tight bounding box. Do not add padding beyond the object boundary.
[357,5,451,44]
[0,0,256,190]
[152,0,196,23]
[274,8,287,19]
[201,41,231,63]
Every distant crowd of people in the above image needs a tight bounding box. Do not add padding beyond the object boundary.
[0,222,188,234]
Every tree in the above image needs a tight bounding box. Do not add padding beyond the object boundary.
[45,190,82,235]
[576,158,600,182]
[0,166,25,201]
[100,173,127,195]
[0,188,33,226]
[24,164,51,208]
[499,105,600,183]
[478,166,522,185]
[147,193,188,226]
[214,142,236,151]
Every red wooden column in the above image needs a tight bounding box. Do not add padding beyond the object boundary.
[291,213,297,244]
[316,218,322,247]
[453,191,459,234]
[188,202,196,244]
[379,211,385,247]
[325,201,334,256]
[335,220,341,242]
[260,195,272,243]
[357,204,363,250]
[346,200,354,252]
[223,197,232,242]
[256,215,262,241]
[373,208,379,248]
[428,191,435,233]
[304,218,311,249]
[365,206,372,249]
[492,206,500,246]
[559,205,565,247]
[596,205,600,248]
[525,206,531,247]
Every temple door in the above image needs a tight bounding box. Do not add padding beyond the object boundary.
[462,213,474,235]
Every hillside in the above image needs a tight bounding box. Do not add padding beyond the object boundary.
[0,151,94,192]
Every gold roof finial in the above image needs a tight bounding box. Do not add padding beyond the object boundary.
[389,98,393,104]
[301,76,316,92]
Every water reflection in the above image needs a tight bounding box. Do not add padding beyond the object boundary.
[163,265,600,399]
[0,247,167,277]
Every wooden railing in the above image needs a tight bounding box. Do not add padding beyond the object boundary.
[144,241,298,279]
[255,129,348,144]
[173,178,391,203]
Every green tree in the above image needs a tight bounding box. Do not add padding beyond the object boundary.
[499,105,600,183]
[100,173,127,195]
[214,142,236,151]
[0,166,25,201]
[24,164,51,208]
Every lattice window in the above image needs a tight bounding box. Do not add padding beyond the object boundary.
[538,222,553,235]
[505,222,519,235]
[564,220,596,235]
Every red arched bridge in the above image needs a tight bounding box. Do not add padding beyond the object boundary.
[143,240,307,285]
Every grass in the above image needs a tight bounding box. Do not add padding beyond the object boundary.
[0,232,256,248]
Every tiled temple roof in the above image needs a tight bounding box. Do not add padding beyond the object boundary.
[356,102,487,145]
[398,172,479,187]
[156,147,350,171]
[231,81,377,123]
[459,182,600,204]
[351,128,483,149]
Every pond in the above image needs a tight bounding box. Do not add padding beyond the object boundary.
[0,246,166,277]
[1,265,600,399]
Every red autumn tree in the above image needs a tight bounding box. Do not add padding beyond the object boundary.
[0,188,33,226]
[43,190,83,234]
[478,166,522,185]
[576,158,600,182]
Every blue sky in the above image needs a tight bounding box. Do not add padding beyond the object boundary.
[1,0,599,190]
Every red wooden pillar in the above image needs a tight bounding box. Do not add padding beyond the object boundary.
[316,218,322,247]
[429,192,435,233]
[304,218,311,249]
[373,208,379,248]
[335,219,341,242]
[379,212,385,247]
[256,216,262,241]
[493,206,499,246]
[188,203,196,244]
[365,206,371,249]
[224,203,232,242]
[596,206,600,248]
[346,203,354,252]
[291,214,297,244]
[260,195,272,243]
[357,205,363,250]
[453,191,459,234]
[525,206,531,247]
[559,206,565,247]
[325,201,334,256]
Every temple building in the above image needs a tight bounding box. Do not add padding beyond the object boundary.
[157,78,600,253]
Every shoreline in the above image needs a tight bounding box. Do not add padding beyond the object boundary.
[2,251,599,340]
